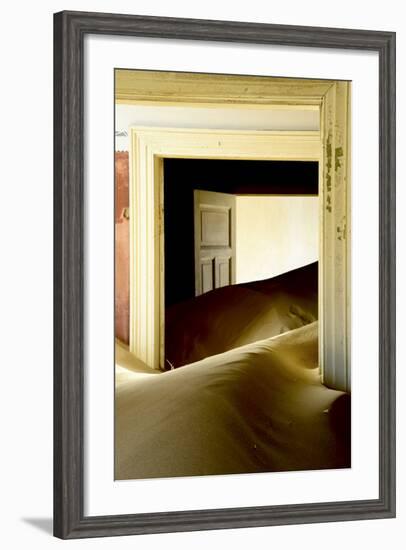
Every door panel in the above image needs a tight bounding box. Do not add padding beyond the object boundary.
[200,207,230,246]
[215,256,231,289]
[194,190,236,296]
[201,257,214,294]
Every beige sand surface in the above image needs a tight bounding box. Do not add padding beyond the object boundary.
[115,322,350,480]
[165,262,318,368]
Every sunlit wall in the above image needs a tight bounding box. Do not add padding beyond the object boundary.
[235,196,319,284]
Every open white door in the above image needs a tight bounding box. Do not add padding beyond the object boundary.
[194,190,236,296]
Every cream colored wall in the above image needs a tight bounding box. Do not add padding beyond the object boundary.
[115,104,319,150]
[235,196,319,284]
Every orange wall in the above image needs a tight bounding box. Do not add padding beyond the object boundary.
[115,152,129,345]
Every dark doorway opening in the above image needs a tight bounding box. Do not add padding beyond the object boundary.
[164,158,318,308]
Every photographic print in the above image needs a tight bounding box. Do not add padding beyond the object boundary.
[54,10,395,538]
[114,69,351,480]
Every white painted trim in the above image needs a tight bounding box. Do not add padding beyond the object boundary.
[319,82,351,391]
[130,128,320,358]
[129,106,350,392]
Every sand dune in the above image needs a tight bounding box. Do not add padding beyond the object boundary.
[115,262,350,480]
[165,262,318,368]
[115,322,350,480]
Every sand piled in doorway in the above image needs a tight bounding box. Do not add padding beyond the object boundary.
[115,321,350,480]
[165,262,318,368]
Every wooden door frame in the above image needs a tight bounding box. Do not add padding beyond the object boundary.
[124,72,351,392]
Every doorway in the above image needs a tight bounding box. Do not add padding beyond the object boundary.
[163,157,319,369]
[128,125,350,391]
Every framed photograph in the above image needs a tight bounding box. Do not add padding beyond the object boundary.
[54,10,396,539]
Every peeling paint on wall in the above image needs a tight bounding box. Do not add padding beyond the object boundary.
[326,133,332,192]
[335,146,344,172]
[336,216,347,241]
[326,133,332,213]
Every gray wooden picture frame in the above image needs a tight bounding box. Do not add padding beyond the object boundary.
[54,10,396,539]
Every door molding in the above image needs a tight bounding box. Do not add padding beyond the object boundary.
[129,82,350,393]
[116,69,331,108]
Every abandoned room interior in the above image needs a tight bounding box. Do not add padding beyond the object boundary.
[114,70,351,481]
